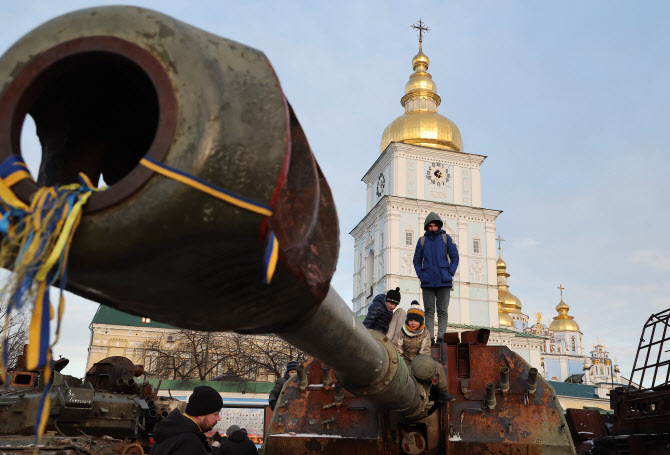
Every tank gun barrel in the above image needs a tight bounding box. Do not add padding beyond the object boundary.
[0,5,428,419]
[277,288,427,417]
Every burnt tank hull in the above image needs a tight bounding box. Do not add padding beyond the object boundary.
[265,333,575,455]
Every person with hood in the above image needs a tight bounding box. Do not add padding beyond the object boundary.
[413,212,459,344]
[214,425,258,454]
[150,385,223,454]
[362,287,406,343]
[394,301,455,401]
[268,360,298,411]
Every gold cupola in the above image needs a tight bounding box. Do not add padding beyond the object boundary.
[497,252,523,314]
[379,40,463,153]
[549,296,581,332]
[498,298,514,327]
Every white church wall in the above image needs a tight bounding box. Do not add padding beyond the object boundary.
[399,277,421,311]
[469,298,489,327]
[461,167,472,206]
[406,159,417,198]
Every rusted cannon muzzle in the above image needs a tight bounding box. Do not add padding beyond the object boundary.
[0,6,337,333]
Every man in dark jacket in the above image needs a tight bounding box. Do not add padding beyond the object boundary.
[268,360,298,411]
[362,287,405,342]
[214,425,258,454]
[413,212,459,344]
[150,385,223,454]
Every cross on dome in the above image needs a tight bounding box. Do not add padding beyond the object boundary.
[496,235,505,251]
[411,19,430,42]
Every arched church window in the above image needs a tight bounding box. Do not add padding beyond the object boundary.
[381,232,384,247]
[472,235,481,255]
[600,366,604,375]
[420,98,426,109]
[405,229,414,246]
[571,337,576,352]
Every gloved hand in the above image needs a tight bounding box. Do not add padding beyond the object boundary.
[212,432,223,443]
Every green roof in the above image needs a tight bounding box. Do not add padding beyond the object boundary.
[90,305,176,329]
[147,379,274,394]
[547,380,601,399]
[447,323,546,339]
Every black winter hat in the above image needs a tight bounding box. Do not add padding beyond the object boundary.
[386,287,401,305]
[185,385,223,416]
[286,360,299,373]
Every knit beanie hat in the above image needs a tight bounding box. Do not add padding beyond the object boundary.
[386,287,401,305]
[185,385,224,416]
[404,301,425,334]
[286,360,299,374]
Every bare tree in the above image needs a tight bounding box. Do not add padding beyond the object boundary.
[141,330,235,380]
[0,303,28,368]
[140,331,307,382]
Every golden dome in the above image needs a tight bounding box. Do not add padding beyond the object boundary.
[549,297,581,332]
[498,298,514,327]
[380,41,462,153]
[496,252,522,313]
[500,289,523,314]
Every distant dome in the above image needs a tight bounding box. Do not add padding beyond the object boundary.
[380,41,462,153]
[498,298,514,327]
[549,297,580,332]
[496,252,523,314]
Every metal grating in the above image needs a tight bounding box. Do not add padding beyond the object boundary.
[627,308,670,392]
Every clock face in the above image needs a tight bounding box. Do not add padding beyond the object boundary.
[426,162,450,187]
[376,173,385,197]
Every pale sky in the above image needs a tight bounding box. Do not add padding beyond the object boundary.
[1,1,669,379]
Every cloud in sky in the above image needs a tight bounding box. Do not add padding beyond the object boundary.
[632,250,670,272]
[1,1,669,379]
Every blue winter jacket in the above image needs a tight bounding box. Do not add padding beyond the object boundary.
[362,294,393,334]
[413,229,459,288]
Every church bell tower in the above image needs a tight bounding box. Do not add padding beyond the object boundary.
[350,22,502,329]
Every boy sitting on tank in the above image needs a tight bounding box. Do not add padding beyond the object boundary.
[362,287,406,343]
[394,302,455,402]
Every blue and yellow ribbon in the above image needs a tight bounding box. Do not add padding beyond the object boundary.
[0,153,280,446]
[0,159,99,445]
[139,156,279,284]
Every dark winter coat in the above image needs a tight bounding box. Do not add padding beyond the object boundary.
[214,430,258,455]
[150,409,210,455]
[413,213,459,288]
[269,372,291,410]
[362,294,394,334]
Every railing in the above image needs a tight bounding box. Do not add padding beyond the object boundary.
[627,308,670,392]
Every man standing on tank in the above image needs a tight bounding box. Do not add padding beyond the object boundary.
[413,212,459,344]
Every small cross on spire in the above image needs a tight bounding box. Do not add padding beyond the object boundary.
[496,235,505,251]
[411,20,430,42]
[557,284,565,297]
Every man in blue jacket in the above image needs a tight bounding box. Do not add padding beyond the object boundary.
[413,212,459,344]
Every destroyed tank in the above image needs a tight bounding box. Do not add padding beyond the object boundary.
[0,351,184,453]
[0,6,578,454]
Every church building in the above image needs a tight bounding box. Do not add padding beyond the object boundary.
[350,38,501,327]
[350,27,622,388]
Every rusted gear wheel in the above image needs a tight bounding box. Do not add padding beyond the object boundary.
[120,442,144,455]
